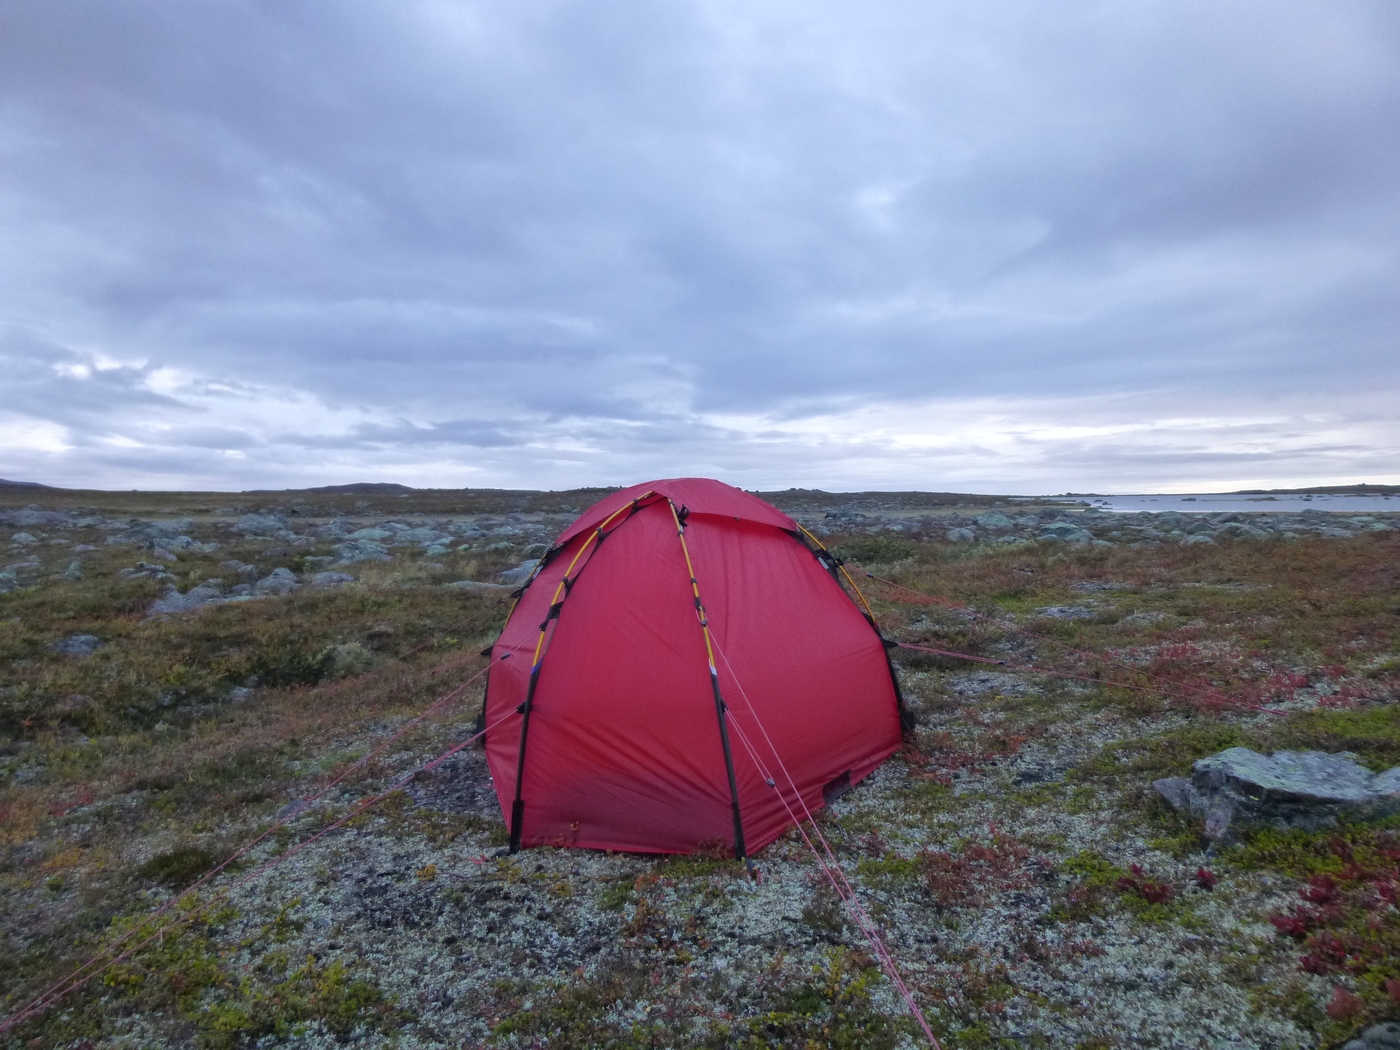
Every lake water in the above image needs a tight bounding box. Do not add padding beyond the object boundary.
[1033,493,1400,514]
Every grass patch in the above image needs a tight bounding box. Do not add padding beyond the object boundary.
[137,846,221,889]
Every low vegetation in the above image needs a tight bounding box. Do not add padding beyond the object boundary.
[1,486,1398,1047]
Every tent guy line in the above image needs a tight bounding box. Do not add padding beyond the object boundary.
[851,568,1293,716]
[894,641,1288,717]
[480,478,905,857]
[7,477,1300,1042]
[0,665,508,1035]
[669,496,750,868]
[713,635,942,1047]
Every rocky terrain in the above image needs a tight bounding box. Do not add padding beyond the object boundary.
[1,486,1398,1048]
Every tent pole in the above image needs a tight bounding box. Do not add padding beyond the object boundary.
[668,500,749,863]
[504,494,654,853]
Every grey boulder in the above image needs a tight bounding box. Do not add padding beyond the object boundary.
[347,527,393,541]
[498,559,539,584]
[309,571,355,588]
[396,527,451,545]
[1036,605,1097,620]
[1344,1022,1400,1050]
[254,567,300,596]
[150,583,226,615]
[445,579,509,591]
[5,508,73,527]
[974,511,1013,528]
[49,633,104,657]
[1038,523,1094,543]
[120,562,177,581]
[334,539,391,564]
[945,527,975,543]
[1154,747,1400,840]
[234,513,286,536]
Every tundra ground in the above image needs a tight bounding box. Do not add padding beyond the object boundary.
[2,487,1398,1049]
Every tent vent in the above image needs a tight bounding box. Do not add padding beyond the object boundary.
[822,769,853,805]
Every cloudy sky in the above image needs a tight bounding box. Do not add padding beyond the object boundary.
[1,1,1397,493]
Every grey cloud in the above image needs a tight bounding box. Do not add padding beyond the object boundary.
[1,0,1397,490]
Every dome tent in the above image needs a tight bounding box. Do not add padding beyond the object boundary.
[481,478,906,857]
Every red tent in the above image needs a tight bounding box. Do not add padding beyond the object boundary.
[482,478,905,856]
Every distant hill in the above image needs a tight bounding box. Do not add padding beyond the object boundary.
[246,483,416,494]
[0,477,52,489]
[1230,483,1400,495]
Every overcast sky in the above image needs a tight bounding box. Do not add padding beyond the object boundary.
[1,1,1397,493]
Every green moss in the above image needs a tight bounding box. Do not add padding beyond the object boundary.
[857,853,923,887]
[653,851,745,881]
[1222,822,1400,877]
[596,877,637,912]
[1265,705,1400,770]
[1070,723,1247,786]
[1059,850,1123,888]
[137,846,220,889]
[733,950,912,1050]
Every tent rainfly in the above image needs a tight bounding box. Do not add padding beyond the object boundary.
[481,478,905,857]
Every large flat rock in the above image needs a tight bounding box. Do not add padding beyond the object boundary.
[1154,747,1400,840]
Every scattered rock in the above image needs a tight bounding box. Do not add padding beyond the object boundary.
[235,513,286,536]
[974,511,1013,528]
[498,559,539,584]
[946,528,975,543]
[1215,523,1274,541]
[9,532,38,545]
[445,580,509,591]
[397,527,452,546]
[334,540,391,564]
[347,527,394,541]
[1182,533,1216,545]
[0,572,17,593]
[1343,1021,1400,1050]
[61,561,83,582]
[1038,523,1094,543]
[3,508,73,527]
[1035,605,1098,620]
[254,567,300,596]
[49,634,104,658]
[946,671,1026,697]
[149,583,225,615]
[120,562,177,581]
[1154,748,1400,840]
[309,571,356,588]
[277,798,309,820]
